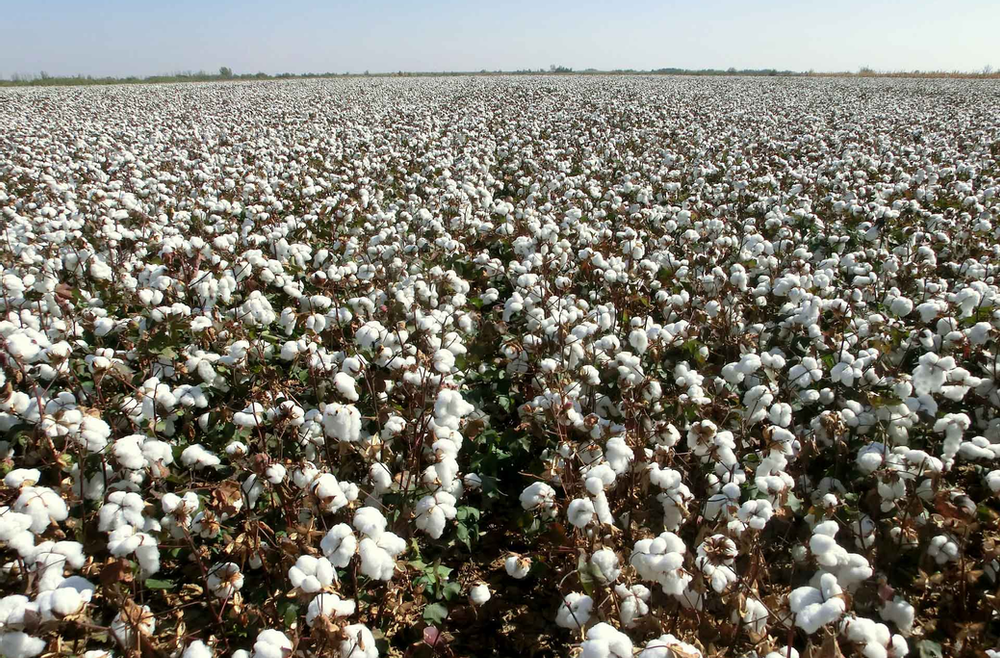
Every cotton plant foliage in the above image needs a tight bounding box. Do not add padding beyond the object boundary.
[0,75,999,658]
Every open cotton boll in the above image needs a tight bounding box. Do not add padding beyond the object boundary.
[581,622,632,658]
[321,524,358,568]
[590,548,621,583]
[4,469,40,489]
[339,623,377,658]
[333,372,360,401]
[519,482,557,518]
[505,555,531,579]
[110,604,155,649]
[414,492,457,539]
[312,474,349,513]
[555,592,593,629]
[322,403,361,443]
[637,634,703,658]
[0,631,46,658]
[14,486,68,533]
[233,402,265,427]
[251,629,293,658]
[615,583,650,628]
[288,555,336,593]
[306,593,356,626]
[567,497,596,528]
[631,532,691,595]
[180,444,221,469]
[789,573,846,634]
[182,640,214,658]
[207,562,243,599]
[469,583,491,606]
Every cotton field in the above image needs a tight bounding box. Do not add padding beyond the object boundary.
[0,75,999,658]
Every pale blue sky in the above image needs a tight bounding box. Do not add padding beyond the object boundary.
[1,0,996,78]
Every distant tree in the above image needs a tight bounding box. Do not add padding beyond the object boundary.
[219,66,233,78]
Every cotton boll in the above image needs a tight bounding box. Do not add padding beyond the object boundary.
[206,562,243,599]
[505,555,531,579]
[581,622,632,658]
[0,632,46,658]
[110,604,156,649]
[555,592,593,629]
[519,482,557,518]
[250,629,293,658]
[288,555,336,593]
[321,524,358,567]
[414,492,457,539]
[323,403,362,443]
[789,573,846,634]
[879,596,914,634]
[469,583,491,606]
[339,623,377,658]
[590,548,621,583]
[334,372,360,401]
[567,497,595,528]
[306,593,355,626]
[312,473,349,513]
[182,640,214,658]
[615,583,650,628]
[15,486,69,533]
[637,634,703,658]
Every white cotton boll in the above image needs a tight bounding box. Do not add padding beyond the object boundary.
[207,562,243,599]
[358,537,396,581]
[339,623,377,658]
[505,555,531,579]
[0,632,46,658]
[463,473,482,490]
[288,555,336,593]
[182,640,214,658]
[987,470,1000,493]
[251,630,293,658]
[226,441,250,459]
[519,482,557,518]
[581,622,633,658]
[615,583,650,628]
[353,506,388,538]
[555,592,593,629]
[469,583,491,606]
[638,634,703,658]
[266,464,287,484]
[312,474,349,513]
[590,548,621,583]
[334,372,360,401]
[3,469,40,489]
[879,596,915,634]
[789,573,845,634]
[732,596,769,635]
[631,532,691,596]
[323,403,362,443]
[567,498,595,528]
[180,444,221,469]
[415,492,457,539]
[111,604,155,649]
[581,365,601,385]
[233,403,266,427]
[15,486,68,533]
[890,297,913,317]
[306,593,355,626]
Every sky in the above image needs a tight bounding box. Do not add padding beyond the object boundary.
[1,0,997,78]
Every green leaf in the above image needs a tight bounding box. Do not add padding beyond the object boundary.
[145,578,175,589]
[423,603,448,625]
[577,552,595,596]
[916,640,943,658]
